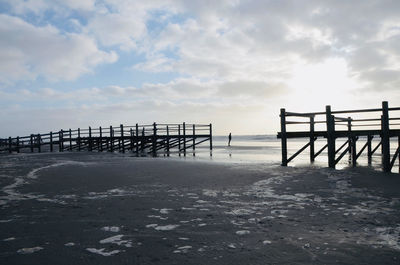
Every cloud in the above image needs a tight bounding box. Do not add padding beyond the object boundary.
[0,14,117,83]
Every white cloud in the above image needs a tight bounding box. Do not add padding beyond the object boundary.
[0,14,117,83]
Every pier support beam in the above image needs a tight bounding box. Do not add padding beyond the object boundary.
[381,101,391,172]
[326,105,336,168]
[309,116,315,162]
[280,108,288,166]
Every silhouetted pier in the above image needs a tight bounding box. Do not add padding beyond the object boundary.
[278,101,400,173]
[0,123,213,156]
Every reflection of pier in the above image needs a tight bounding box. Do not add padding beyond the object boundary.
[278,101,400,173]
[0,123,213,156]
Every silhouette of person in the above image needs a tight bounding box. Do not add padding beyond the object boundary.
[228,133,232,146]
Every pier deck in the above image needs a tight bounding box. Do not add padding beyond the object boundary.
[277,101,400,173]
[0,123,213,156]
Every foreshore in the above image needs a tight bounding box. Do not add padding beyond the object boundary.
[0,152,400,264]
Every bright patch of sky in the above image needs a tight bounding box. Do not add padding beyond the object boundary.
[0,0,399,137]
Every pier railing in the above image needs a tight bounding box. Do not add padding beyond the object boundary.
[277,101,400,173]
[0,122,213,156]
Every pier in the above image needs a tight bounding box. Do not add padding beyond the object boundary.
[0,123,213,156]
[278,101,400,173]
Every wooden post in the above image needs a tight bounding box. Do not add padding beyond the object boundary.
[69,129,72,151]
[37,134,41,153]
[88,126,92,151]
[130,128,133,151]
[135,123,139,155]
[30,134,34,153]
[8,137,12,154]
[351,135,357,167]
[152,122,157,156]
[192,124,196,153]
[396,136,400,170]
[166,125,170,155]
[310,116,315,162]
[367,135,373,164]
[381,101,390,172]
[99,127,103,151]
[78,128,81,151]
[209,123,213,151]
[110,126,114,152]
[50,132,53,152]
[178,124,181,155]
[280,108,288,166]
[326,105,336,168]
[16,136,20,153]
[59,130,63,152]
[183,122,186,156]
[141,127,145,151]
[347,118,352,156]
[121,124,125,153]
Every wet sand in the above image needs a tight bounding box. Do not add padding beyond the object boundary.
[1,152,400,264]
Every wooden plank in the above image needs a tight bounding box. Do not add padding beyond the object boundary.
[287,140,313,164]
[315,144,328,158]
[99,127,103,151]
[166,125,170,155]
[371,141,382,155]
[390,146,400,171]
[110,126,114,152]
[69,129,72,151]
[31,134,34,153]
[152,122,157,156]
[37,134,41,153]
[335,140,349,154]
[8,137,12,154]
[356,140,369,160]
[16,136,20,153]
[335,146,350,165]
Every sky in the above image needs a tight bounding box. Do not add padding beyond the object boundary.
[0,0,399,137]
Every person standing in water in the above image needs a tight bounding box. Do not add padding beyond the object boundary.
[228,133,232,146]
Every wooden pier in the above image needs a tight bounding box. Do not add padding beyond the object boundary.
[0,123,213,156]
[278,101,400,173]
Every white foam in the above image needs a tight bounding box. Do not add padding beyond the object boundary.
[236,230,250,235]
[101,226,120,232]
[263,240,272,244]
[86,248,121,256]
[160,208,172,214]
[99,235,132,247]
[3,237,15,241]
[203,189,218,197]
[154,224,179,231]
[64,242,75,246]
[17,246,43,254]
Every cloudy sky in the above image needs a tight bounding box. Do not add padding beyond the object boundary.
[0,0,399,137]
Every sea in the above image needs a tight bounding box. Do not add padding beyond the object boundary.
[189,135,400,173]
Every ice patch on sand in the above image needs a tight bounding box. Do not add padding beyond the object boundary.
[100,235,132,247]
[102,226,120,232]
[155,224,179,231]
[86,248,121,256]
[174,245,192,253]
[203,189,218,197]
[17,246,43,254]
[376,226,400,250]
[160,208,172,214]
[226,208,255,216]
[236,230,250,235]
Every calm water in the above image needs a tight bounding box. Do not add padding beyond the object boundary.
[188,135,400,173]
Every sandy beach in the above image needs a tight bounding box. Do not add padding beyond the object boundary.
[0,152,399,264]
